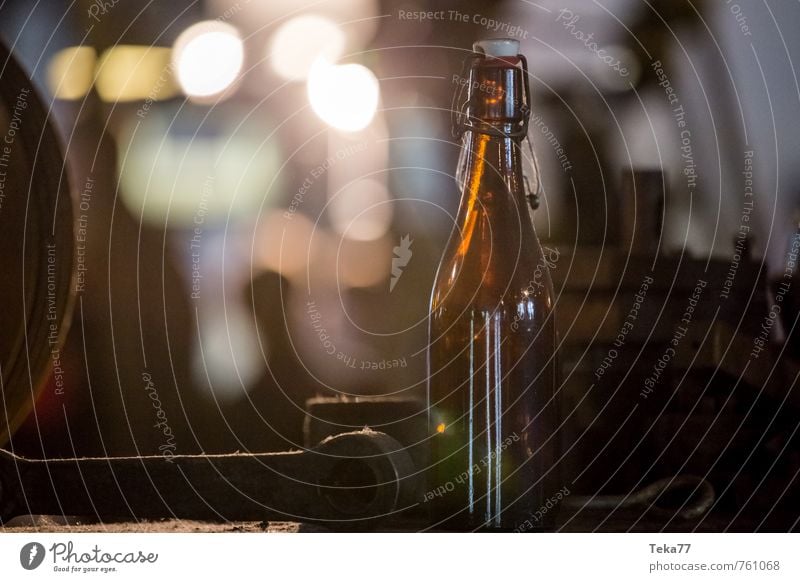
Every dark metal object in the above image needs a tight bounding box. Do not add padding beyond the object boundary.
[305,397,426,472]
[0,430,417,529]
[0,40,75,446]
[565,476,715,521]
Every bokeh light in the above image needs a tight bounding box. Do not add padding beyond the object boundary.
[173,21,244,98]
[269,15,345,81]
[118,108,282,227]
[46,46,96,100]
[256,210,316,280]
[336,236,392,288]
[94,45,177,102]
[329,178,392,241]
[307,60,379,132]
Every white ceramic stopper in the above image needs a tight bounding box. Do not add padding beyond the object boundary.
[473,38,519,58]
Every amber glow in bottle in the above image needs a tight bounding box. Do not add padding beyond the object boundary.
[427,39,559,531]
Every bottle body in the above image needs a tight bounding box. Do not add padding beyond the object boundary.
[427,48,559,531]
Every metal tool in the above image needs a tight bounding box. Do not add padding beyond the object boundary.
[565,475,715,521]
[0,430,417,529]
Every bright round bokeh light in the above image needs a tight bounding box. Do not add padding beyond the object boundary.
[330,179,392,241]
[269,15,345,81]
[173,21,244,98]
[307,61,379,132]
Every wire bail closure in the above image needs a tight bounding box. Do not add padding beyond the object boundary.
[451,52,542,211]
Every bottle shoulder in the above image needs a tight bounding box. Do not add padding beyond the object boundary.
[430,251,555,318]
[431,211,556,309]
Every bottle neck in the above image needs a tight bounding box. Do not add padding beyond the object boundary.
[458,53,530,138]
[455,52,532,208]
[457,129,526,206]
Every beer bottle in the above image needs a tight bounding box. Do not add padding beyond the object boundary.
[427,38,559,531]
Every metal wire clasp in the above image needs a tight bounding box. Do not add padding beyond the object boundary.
[519,54,543,212]
[450,51,542,211]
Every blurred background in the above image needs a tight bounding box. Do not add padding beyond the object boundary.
[2,0,800,529]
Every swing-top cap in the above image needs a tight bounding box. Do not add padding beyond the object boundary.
[472,38,520,58]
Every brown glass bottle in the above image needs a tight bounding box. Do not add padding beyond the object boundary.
[427,39,559,531]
